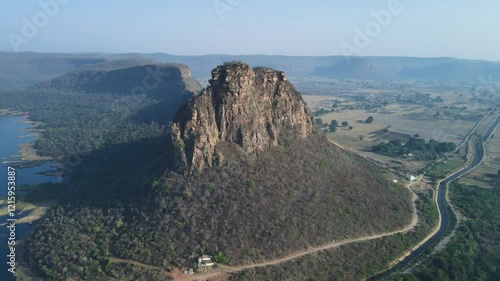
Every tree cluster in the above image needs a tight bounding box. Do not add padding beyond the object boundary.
[372,137,456,160]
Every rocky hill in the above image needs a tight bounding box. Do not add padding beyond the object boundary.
[25,62,414,281]
[170,63,313,173]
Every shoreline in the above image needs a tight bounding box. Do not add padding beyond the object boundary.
[1,110,64,194]
[1,110,64,280]
[1,109,55,167]
[0,108,30,117]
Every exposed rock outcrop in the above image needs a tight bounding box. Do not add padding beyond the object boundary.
[170,63,314,174]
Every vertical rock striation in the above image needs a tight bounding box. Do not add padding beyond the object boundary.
[170,63,314,173]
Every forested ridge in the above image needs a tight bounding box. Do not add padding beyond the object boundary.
[1,61,199,280]
[0,61,198,158]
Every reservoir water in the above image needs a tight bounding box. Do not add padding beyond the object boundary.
[0,115,60,281]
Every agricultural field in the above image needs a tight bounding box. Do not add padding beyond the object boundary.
[299,79,491,175]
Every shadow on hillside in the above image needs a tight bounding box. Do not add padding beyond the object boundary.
[131,95,191,124]
[60,135,174,207]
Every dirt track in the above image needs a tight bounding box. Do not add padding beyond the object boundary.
[109,139,419,281]
[111,202,417,281]
[173,210,418,281]
[171,175,419,281]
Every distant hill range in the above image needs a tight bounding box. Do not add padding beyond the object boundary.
[0,52,106,89]
[1,52,500,90]
[144,53,500,82]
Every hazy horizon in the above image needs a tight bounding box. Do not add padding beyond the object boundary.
[1,0,499,61]
[3,50,500,64]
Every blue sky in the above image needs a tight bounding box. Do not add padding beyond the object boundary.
[0,0,499,61]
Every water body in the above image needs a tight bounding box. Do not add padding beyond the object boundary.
[0,115,60,281]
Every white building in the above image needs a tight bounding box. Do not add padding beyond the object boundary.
[406,174,416,181]
[198,255,214,267]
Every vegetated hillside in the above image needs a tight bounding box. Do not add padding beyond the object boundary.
[34,59,201,97]
[0,61,201,158]
[24,63,413,281]
[33,59,201,127]
[0,52,109,89]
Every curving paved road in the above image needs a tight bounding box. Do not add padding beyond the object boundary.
[369,115,500,280]
[173,208,419,281]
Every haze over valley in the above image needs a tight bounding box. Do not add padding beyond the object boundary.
[0,1,499,281]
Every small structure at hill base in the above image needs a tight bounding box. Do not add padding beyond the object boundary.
[406,174,416,181]
[198,255,215,267]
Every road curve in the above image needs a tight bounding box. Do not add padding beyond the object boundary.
[369,115,500,280]
[174,203,419,281]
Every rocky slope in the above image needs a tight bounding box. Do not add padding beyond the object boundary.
[170,63,314,173]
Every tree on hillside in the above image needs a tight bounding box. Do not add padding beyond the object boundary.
[341,121,349,127]
[315,118,323,126]
[365,116,374,124]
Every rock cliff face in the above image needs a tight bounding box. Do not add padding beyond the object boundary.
[170,63,314,173]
